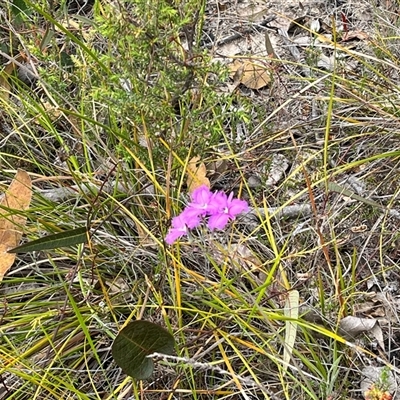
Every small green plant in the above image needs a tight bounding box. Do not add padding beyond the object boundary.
[364,367,394,400]
[365,384,393,400]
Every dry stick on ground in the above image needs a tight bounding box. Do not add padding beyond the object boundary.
[203,16,276,49]
[146,352,282,400]
[39,179,400,225]
[39,180,313,223]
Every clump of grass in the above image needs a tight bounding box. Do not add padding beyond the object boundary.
[1,0,400,399]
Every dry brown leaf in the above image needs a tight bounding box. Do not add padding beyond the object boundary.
[229,59,271,90]
[0,62,16,101]
[342,31,369,42]
[0,54,25,101]
[227,62,245,92]
[42,101,62,120]
[186,156,210,194]
[0,170,32,282]
[339,315,377,340]
[231,243,263,273]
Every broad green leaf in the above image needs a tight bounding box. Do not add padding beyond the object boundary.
[328,182,385,210]
[8,226,88,253]
[11,0,31,24]
[60,51,75,71]
[112,320,175,380]
[283,290,299,374]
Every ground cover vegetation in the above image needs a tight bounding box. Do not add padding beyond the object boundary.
[1,0,400,398]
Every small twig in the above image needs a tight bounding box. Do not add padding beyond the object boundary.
[37,180,129,202]
[203,16,276,49]
[0,51,39,80]
[247,204,312,221]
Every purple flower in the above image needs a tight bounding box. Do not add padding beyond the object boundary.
[165,208,201,245]
[165,228,185,245]
[187,185,214,216]
[180,207,201,228]
[165,187,249,244]
[207,191,248,230]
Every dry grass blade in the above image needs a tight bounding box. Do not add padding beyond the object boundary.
[283,290,299,375]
